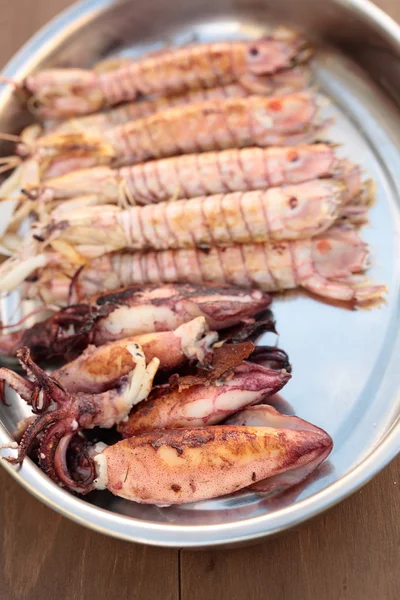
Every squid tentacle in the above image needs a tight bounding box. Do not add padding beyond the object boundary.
[6,406,69,465]
[17,347,69,411]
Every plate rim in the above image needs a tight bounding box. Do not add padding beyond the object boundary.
[1,0,400,548]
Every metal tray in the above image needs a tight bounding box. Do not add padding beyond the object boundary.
[1,0,400,548]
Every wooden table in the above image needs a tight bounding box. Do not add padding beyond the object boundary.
[1,1,400,598]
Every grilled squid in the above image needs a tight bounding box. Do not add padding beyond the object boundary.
[2,343,158,469]
[88,423,330,505]
[54,317,217,392]
[0,317,217,397]
[0,283,270,359]
[118,361,291,436]
[227,405,333,494]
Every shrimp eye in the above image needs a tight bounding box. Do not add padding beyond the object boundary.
[249,47,259,57]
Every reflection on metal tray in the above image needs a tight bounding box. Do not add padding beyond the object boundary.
[0,0,400,548]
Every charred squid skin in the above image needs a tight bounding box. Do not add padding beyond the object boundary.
[91,424,329,505]
[0,347,69,413]
[0,330,25,358]
[53,317,217,394]
[17,303,109,362]
[17,347,70,411]
[38,420,77,484]
[6,407,70,465]
[226,405,333,494]
[117,361,291,436]
[0,283,264,360]
[93,283,271,335]
[0,369,35,405]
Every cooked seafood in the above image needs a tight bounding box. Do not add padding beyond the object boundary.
[0,284,270,358]
[53,317,217,392]
[226,405,333,493]
[28,228,385,305]
[26,145,358,207]
[16,93,323,179]
[0,25,374,513]
[3,344,158,480]
[32,67,312,138]
[86,424,330,504]
[0,173,366,292]
[20,30,310,118]
[118,361,291,435]
[33,179,357,261]
[0,317,216,394]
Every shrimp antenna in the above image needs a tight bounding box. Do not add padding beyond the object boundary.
[67,265,85,305]
[0,304,59,331]
[0,155,21,175]
[0,132,22,143]
[0,154,22,167]
[0,194,24,202]
[0,76,19,89]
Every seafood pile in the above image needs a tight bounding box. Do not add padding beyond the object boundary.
[0,27,384,305]
[0,283,333,504]
[0,27,386,505]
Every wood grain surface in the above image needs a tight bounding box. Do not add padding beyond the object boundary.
[0,1,400,599]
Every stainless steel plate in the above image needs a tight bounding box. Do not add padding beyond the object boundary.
[1,0,400,548]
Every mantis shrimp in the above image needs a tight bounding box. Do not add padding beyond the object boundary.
[0,90,322,249]
[18,30,310,118]
[24,67,312,140]
[25,144,359,207]
[0,173,366,292]
[26,228,385,306]
[0,68,310,206]
[14,92,324,180]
